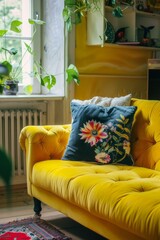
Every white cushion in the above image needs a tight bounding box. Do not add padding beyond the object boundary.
[72,94,132,107]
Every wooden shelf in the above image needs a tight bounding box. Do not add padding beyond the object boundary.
[88,42,160,50]
[87,0,160,47]
[136,10,160,18]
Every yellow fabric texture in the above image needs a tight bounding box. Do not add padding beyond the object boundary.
[19,99,160,240]
[131,98,160,170]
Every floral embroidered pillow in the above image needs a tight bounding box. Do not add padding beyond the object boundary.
[62,103,137,165]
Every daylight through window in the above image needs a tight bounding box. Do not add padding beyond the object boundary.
[0,0,33,86]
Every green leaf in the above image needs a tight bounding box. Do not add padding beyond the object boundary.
[95,148,100,154]
[1,61,12,75]
[116,124,124,130]
[115,130,129,140]
[65,0,76,6]
[124,118,129,124]
[33,64,39,74]
[110,0,116,5]
[66,64,80,85]
[113,135,119,142]
[63,7,73,31]
[63,7,71,22]
[41,75,56,90]
[0,64,9,76]
[112,6,123,18]
[33,64,41,83]
[115,147,123,155]
[10,48,18,55]
[0,79,5,84]
[28,19,45,25]
[120,114,125,121]
[24,42,33,54]
[124,127,130,133]
[23,84,33,95]
[74,11,82,24]
[2,47,18,55]
[108,146,114,153]
[66,18,72,32]
[0,30,7,37]
[116,119,123,123]
[10,20,22,33]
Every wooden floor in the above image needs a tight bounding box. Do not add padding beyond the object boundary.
[0,184,107,240]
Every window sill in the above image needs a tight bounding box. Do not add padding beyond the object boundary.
[0,94,64,102]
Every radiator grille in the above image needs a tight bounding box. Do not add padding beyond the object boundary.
[0,109,45,185]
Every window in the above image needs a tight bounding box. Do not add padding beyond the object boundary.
[0,0,38,93]
[0,0,65,95]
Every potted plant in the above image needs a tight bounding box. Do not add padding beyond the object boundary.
[0,48,20,95]
[0,18,80,95]
[0,63,10,94]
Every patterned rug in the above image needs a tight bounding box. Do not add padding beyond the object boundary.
[0,217,72,240]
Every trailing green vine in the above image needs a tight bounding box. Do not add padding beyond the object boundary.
[63,0,101,31]
[63,0,134,32]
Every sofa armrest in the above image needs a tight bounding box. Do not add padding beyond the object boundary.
[19,124,71,195]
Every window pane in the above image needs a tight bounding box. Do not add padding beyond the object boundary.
[0,0,21,30]
[0,0,33,88]
[0,0,31,37]
[0,38,32,83]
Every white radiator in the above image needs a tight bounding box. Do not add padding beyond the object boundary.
[0,109,45,185]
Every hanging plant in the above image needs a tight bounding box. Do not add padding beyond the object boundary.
[63,0,134,32]
[63,0,101,31]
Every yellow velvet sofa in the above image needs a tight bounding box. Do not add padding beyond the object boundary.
[19,98,160,240]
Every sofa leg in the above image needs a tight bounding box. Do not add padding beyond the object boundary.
[33,197,42,217]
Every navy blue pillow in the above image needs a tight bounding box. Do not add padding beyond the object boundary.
[62,103,137,165]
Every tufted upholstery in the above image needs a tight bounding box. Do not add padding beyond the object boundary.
[19,124,71,195]
[32,160,160,239]
[19,99,160,240]
[131,98,160,170]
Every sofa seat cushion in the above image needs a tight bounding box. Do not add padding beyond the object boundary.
[32,160,160,239]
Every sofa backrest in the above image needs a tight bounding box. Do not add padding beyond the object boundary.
[131,98,160,171]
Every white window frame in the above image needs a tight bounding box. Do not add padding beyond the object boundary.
[41,0,65,96]
[19,0,41,94]
[1,0,65,96]
[21,0,65,96]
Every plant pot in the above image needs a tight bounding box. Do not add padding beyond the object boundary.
[3,80,19,95]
